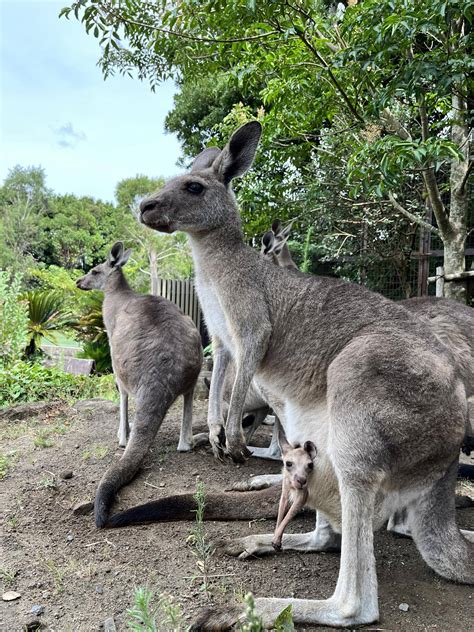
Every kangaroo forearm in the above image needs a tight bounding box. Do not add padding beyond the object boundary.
[208,345,230,424]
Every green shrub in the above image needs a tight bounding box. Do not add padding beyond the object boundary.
[0,361,116,407]
[24,290,75,357]
[0,271,29,367]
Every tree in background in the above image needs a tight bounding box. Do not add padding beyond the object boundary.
[0,165,50,269]
[64,0,472,302]
[115,175,193,293]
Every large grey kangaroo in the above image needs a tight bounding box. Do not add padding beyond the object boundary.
[76,242,204,528]
[137,122,472,629]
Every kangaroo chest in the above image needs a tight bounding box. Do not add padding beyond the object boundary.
[195,274,236,354]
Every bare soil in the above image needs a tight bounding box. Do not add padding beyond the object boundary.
[1,398,473,632]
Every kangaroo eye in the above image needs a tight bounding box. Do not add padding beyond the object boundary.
[91,270,99,276]
[186,182,204,194]
[285,461,293,468]
[308,462,314,470]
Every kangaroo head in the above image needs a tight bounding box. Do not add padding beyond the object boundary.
[261,219,295,267]
[278,429,317,490]
[139,121,262,235]
[76,242,132,290]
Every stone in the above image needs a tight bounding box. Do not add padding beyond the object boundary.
[103,617,117,632]
[2,590,21,601]
[399,602,409,612]
[72,501,94,515]
[60,471,73,480]
[30,605,44,616]
[95,586,104,594]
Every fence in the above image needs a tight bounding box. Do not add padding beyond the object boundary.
[156,278,202,330]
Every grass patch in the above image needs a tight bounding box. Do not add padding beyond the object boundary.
[82,444,109,460]
[33,430,55,448]
[0,566,16,587]
[0,451,18,479]
[42,558,77,593]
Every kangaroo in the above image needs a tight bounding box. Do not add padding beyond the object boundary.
[137,122,472,629]
[76,242,204,528]
[272,433,317,551]
[261,219,297,270]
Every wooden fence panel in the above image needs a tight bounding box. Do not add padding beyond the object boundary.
[157,278,202,329]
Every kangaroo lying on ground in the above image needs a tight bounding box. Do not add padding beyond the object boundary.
[76,242,204,528]
[137,122,472,629]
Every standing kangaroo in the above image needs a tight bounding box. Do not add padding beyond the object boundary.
[138,122,472,629]
[76,242,204,528]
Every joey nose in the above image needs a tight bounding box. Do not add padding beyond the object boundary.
[295,475,307,488]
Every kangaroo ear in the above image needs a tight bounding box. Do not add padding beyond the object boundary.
[213,121,262,184]
[279,220,294,240]
[278,427,292,455]
[261,230,275,255]
[271,219,282,235]
[191,146,222,172]
[304,441,317,460]
[117,248,132,268]
[109,241,124,266]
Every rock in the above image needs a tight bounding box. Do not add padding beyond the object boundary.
[398,602,409,612]
[30,605,44,616]
[0,401,61,421]
[103,617,117,632]
[66,533,74,542]
[73,398,119,413]
[73,501,94,515]
[60,471,73,480]
[2,590,21,601]
[95,585,104,594]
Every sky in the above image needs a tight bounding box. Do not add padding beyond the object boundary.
[0,0,182,202]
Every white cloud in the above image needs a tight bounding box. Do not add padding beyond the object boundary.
[53,122,87,149]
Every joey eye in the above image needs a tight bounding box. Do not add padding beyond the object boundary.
[308,462,314,470]
[186,181,204,194]
[91,270,99,275]
[285,461,293,468]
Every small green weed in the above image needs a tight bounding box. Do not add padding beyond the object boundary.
[33,430,55,448]
[186,481,214,598]
[0,451,18,479]
[126,586,185,631]
[0,566,16,586]
[82,444,109,460]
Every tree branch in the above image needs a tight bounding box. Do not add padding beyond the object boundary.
[97,2,280,44]
[457,160,473,195]
[381,108,411,141]
[387,192,440,236]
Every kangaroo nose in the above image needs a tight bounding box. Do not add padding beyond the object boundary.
[76,279,83,288]
[139,198,158,216]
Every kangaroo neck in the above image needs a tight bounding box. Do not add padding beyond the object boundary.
[104,268,132,295]
[188,225,246,276]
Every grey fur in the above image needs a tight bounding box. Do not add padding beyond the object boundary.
[76,242,203,528]
[140,123,472,628]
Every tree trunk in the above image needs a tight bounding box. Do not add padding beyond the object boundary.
[149,249,158,296]
[445,90,469,303]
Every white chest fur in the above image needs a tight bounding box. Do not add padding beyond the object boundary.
[195,273,235,354]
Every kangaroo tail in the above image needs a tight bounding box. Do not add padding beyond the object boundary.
[107,485,281,528]
[95,393,173,529]
[409,458,474,584]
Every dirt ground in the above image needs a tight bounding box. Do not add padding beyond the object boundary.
[1,397,473,632]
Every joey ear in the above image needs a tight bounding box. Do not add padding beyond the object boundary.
[191,146,222,172]
[278,427,292,455]
[213,121,262,184]
[261,230,275,254]
[108,241,124,266]
[304,441,317,460]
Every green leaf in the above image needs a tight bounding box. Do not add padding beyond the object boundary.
[274,604,295,632]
